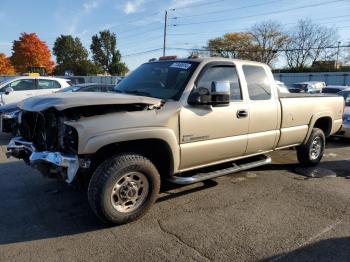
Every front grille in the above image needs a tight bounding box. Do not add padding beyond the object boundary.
[19,111,60,151]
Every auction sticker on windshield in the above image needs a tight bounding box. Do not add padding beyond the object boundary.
[170,62,192,70]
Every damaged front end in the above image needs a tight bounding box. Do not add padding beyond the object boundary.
[7,109,82,183]
[6,92,163,183]
[8,137,79,183]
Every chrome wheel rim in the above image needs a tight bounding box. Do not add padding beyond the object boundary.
[110,172,149,213]
[310,136,322,160]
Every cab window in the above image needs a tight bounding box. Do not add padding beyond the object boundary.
[197,65,242,101]
[243,65,271,100]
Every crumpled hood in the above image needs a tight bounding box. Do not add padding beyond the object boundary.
[19,92,163,112]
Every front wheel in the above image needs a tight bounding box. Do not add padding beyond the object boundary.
[297,128,325,167]
[88,153,160,225]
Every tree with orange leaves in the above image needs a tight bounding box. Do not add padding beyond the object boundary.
[0,53,16,75]
[11,33,54,74]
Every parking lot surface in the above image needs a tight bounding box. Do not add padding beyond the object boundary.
[0,133,349,262]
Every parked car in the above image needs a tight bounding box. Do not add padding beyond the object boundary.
[57,83,116,93]
[289,81,326,93]
[0,76,71,106]
[0,83,117,134]
[322,85,348,94]
[64,77,86,85]
[8,57,344,225]
[0,103,20,134]
[337,88,350,138]
[275,80,290,94]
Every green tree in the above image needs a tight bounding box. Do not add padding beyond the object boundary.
[53,35,101,75]
[90,30,128,76]
[207,32,256,59]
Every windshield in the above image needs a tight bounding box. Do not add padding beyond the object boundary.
[116,61,199,100]
[340,91,350,107]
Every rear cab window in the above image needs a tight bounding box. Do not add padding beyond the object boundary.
[242,65,271,101]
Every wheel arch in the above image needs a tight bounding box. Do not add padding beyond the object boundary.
[304,113,333,143]
[83,127,180,178]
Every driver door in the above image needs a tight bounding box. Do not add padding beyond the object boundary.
[2,79,37,104]
[179,63,249,170]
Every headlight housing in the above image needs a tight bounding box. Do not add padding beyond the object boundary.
[3,110,20,119]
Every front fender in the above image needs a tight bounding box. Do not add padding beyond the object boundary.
[79,127,180,173]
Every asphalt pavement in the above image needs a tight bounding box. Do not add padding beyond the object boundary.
[0,133,349,262]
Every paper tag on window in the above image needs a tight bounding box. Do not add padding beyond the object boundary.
[170,62,192,70]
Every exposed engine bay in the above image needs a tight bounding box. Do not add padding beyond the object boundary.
[7,95,163,183]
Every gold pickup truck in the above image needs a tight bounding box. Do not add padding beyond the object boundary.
[7,57,344,225]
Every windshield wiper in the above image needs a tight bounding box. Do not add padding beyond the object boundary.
[124,90,152,97]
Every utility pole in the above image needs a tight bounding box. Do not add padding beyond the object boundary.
[163,10,168,56]
[336,41,341,66]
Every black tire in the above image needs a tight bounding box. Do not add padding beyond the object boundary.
[297,128,325,167]
[88,153,160,225]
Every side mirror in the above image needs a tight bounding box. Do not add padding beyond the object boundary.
[188,87,211,105]
[5,87,14,95]
[210,81,230,106]
[188,81,231,106]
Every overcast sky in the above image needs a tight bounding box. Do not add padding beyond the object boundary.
[1,0,350,70]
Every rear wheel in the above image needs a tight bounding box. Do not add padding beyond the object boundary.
[297,128,325,166]
[88,153,160,225]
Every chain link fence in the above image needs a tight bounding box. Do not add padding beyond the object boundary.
[2,72,350,86]
[273,72,350,86]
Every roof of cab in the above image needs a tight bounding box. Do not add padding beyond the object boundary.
[148,57,268,67]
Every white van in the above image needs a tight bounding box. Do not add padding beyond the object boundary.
[0,76,71,105]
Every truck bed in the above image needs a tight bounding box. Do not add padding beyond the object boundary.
[276,94,344,148]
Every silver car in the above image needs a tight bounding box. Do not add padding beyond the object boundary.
[338,88,350,138]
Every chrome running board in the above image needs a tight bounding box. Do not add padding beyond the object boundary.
[169,155,271,185]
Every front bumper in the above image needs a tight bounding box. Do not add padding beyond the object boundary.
[7,137,79,183]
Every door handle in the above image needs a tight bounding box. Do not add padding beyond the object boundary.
[236,109,248,118]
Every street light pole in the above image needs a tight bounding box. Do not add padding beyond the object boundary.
[336,41,341,66]
[163,10,168,57]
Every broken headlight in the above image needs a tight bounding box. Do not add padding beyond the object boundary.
[2,110,20,119]
[63,125,78,153]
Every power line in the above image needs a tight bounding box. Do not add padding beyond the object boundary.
[170,0,346,26]
[169,0,227,11]
[167,44,350,53]
[166,17,350,37]
[118,27,163,41]
[119,34,164,47]
[120,43,350,58]
[121,48,163,57]
[117,21,162,35]
[170,0,283,20]
[104,11,161,31]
